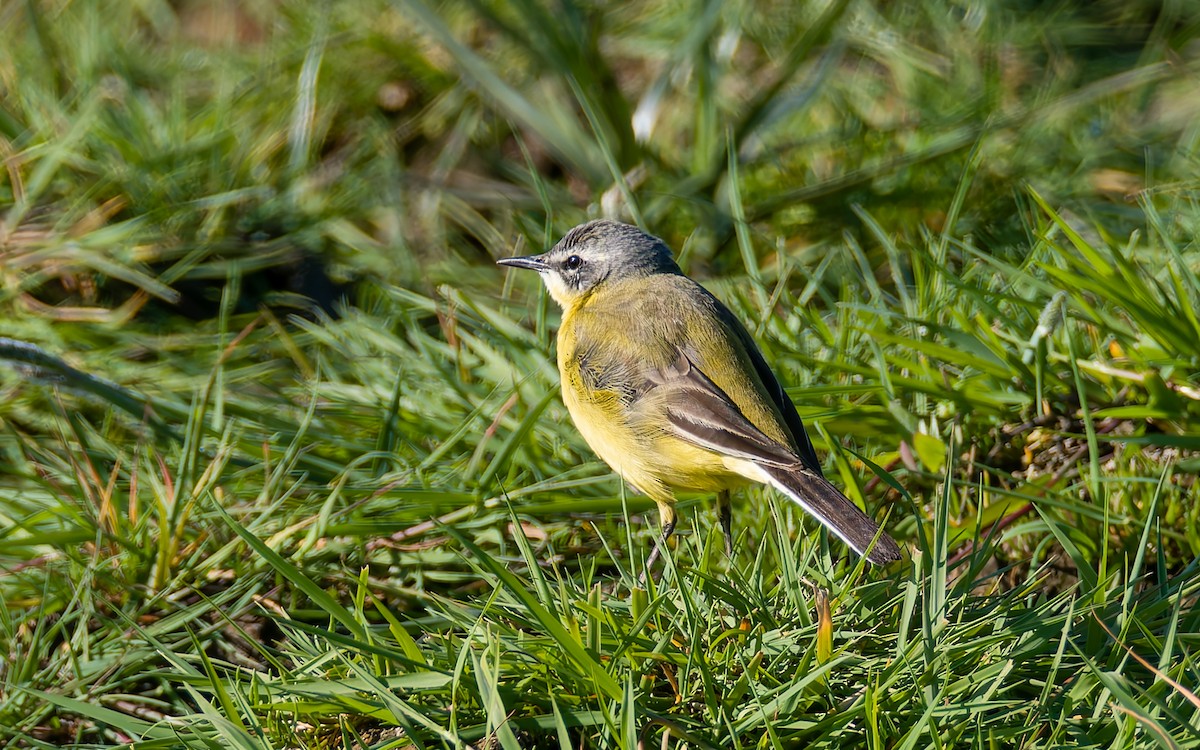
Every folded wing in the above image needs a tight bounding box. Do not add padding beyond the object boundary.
[649,352,901,564]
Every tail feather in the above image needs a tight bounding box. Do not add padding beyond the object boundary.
[759,465,902,565]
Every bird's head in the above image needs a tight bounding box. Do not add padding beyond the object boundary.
[497,220,681,308]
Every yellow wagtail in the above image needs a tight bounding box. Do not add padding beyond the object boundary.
[498,220,901,567]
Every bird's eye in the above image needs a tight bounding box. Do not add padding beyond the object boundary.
[564,255,583,270]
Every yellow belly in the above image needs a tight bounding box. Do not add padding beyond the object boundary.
[560,372,748,504]
[554,279,776,506]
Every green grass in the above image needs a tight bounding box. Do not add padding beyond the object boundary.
[3,0,1200,747]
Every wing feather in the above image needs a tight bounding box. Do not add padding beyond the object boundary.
[648,353,799,469]
[710,301,824,475]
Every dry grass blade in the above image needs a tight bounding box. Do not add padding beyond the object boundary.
[1094,614,1200,713]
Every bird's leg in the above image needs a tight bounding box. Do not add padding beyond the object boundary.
[717,490,733,557]
[642,502,677,580]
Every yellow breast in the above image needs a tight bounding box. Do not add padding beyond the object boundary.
[556,300,747,503]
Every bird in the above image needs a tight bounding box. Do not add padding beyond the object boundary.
[497,219,901,568]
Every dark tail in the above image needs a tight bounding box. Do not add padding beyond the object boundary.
[759,465,902,565]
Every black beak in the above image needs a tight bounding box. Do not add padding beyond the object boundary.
[496,254,550,272]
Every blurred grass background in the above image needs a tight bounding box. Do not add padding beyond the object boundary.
[2,0,1200,747]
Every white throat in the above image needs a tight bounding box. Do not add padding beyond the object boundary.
[541,272,572,308]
